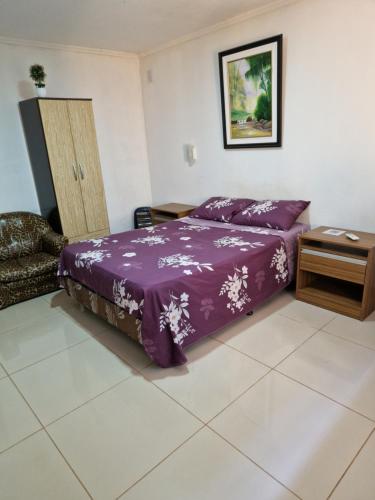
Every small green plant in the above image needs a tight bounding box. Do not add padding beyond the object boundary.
[29,64,46,88]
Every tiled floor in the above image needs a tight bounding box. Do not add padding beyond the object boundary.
[0,290,374,500]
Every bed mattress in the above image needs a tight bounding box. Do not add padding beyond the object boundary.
[59,218,308,367]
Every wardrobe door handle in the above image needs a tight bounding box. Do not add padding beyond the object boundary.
[79,164,84,180]
[72,164,78,181]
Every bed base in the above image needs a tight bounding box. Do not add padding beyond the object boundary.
[62,277,141,344]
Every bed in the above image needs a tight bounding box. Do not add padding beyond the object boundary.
[58,216,308,367]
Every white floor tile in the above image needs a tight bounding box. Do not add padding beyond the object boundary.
[121,427,297,500]
[48,376,201,500]
[0,313,90,373]
[210,371,373,500]
[331,430,375,500]
[0,296,57,334]
[0,431,89,500]
[97,326,152,370]
[277,299,336,329]
[2,290,375,499]
[278,331,375,419]
[13,339,134,425]
[323,310,375,351]
[211,290,294,342]
[0,378,41,452]
[143,337,268,422]
[214,313,316,367]
[252,290,295,319]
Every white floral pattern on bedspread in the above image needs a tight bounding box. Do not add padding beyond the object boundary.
[270,246,289,283]
[158,253,213,272]
[113,279,144,315]
[75,250,112,271]
[219,266,251,314]
[84,237,118,247]
[141,226,167,233]
[160,292,196,345]
[131,235,170,246]
[178,224,210,232]
[213,236,265,249]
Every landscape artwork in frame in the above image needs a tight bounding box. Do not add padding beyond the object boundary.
[219,34,282,148]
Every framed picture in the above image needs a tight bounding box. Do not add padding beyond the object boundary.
[218,34,283,149]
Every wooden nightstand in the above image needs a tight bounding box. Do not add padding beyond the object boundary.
[296,226,375,320]
[151,203,196,225]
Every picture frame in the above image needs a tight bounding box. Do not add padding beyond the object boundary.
[218,34,283,149]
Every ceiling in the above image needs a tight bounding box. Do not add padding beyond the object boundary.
[0,0,284,54]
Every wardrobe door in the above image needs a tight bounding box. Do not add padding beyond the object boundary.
[67,100,109,234]
[39,100,88,238]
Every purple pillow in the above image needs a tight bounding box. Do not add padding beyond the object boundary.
[190,197,255,223]
[231,200,310,230]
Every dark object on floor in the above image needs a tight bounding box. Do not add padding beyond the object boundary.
[0,212,67,309]
[134,207,153,229]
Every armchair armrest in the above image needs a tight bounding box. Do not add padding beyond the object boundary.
[41,232,68,257]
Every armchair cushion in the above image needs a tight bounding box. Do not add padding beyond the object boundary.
[42,232,67,257]
[0,252,58,284]
[0,212,51,261]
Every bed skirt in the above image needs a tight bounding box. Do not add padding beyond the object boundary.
[62,277,141,344]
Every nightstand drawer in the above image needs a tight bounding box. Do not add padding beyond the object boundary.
[300,248,367,284]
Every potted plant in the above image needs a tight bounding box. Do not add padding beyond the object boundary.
[29,64,47,97]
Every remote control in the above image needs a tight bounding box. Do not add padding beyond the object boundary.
[345,233,360,241]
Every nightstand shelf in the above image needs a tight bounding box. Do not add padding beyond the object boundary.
[296,227,375,320]
[298,276,363,318]
[151,203,196,225]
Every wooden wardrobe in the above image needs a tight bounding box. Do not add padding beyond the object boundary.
[19,98,109,242]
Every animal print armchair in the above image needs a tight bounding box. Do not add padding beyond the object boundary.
[0,212,67,309]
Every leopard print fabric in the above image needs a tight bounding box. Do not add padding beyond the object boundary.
[0,212,52,261]
[0,272,59,309]
[0,212,67,309]
[0,253,59,282]
[42,231,68,257]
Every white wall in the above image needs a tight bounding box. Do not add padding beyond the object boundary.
[0,41,152,233]
[141,0,375,232]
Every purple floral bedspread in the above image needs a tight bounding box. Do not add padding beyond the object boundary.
[58,220,307,367]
